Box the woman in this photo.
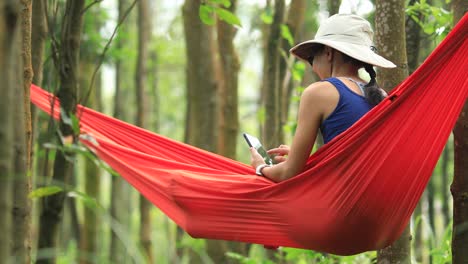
[250,14,396,182]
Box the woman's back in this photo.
[320,77,374,143]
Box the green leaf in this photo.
[261,11,273,24]
[199,4,216,25]
[281,24,294,46]
[68,190,102,211]
[29,186,63,199]
[215,7,241,27]
[292,62,306,81]
[208,0,231,8]
[71,113,80,135]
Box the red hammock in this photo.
[31,15,467,255]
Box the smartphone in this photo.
[243,133,273,165]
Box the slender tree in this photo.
[451,2,468,263]
[216,0,240,160]
[11,1,33,263]
[0,1,22,262]
[78,9,104,260]
[37,1,85,263]
[263,0,285,149]
[110,0,135,262]
[375,0,411,262]
[441,142,451,227]
[280,0,306,137]
[135,0,154,262]
[183,0,222,262]
[183,0,218,152]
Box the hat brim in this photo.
[290,40,396,68]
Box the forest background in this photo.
[0,0,467,263]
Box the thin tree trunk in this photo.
[136,0,153,262]
[37,1,85,263]
[216,0,240,160]
[12,1,33,263]
[327,0,341,16]
[0,1,22,261]
[183,0,218,152]
[405,0,421,74]
[182,0,219,262]
[110,0,134,262]
[280,0,306,139]
[78,57,101,263]
[263,0,285,149]
[451,2,468,263]
[375,0,411,262]
[441,142,450,228]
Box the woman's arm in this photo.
[250,82,332,182]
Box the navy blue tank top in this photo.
[320,77,373,144]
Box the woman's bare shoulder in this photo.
[302,81,337,101]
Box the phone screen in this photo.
[243,133,273,165]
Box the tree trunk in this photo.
[78,57,101,263]
[110,0,134,263]
[441,142,451,228]
[136,0,154,262]
[263,0,285,149]
[0,1,22,261]
[12,1,33,263]
[216,0,240,160]
[37,1,85,263]
[183,0,218,152]
[375,0,411,263]
[327,0,341,16]
[280,0,306,139]
[405,0,421,74]
[451,2,468,263]
[183,0,220,262]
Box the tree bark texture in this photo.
[183,0,218,153]
[31,0,47,87]
[451,2,468,263]
[12,1,33,263]
[375,0,411,263]
[263,0,285,149]
[405,0,421,74]
[0,1,21,261]
[37,1,85,263]
[216,0,240,160]
[136,0,154,262]
[183,0,221,262]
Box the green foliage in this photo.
[406,0,453,41]
[429,222,452,264]
[261,7,273,24]
[29,186,63,199]
[199,1,242,27]
[280,24,294,46]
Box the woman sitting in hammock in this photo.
[250,14,396,182]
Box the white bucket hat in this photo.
[290,14,396,68]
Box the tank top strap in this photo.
[323,77,348,95]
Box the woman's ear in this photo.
[324,47,334,61]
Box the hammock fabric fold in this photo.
[31,14,467,256]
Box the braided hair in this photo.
[363,64,386,105]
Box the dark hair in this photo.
[362,64,386,105]
[342,54,386,105]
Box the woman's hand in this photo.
[250,147,266,169]
[267,145,290,163]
